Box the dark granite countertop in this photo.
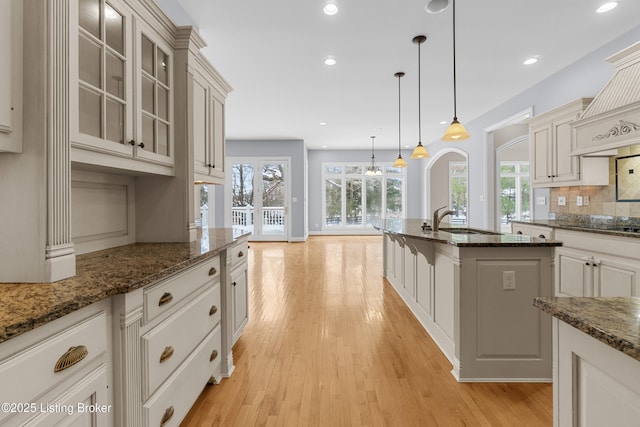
[0,228,250,344]
[375,219,561,247]
[534,297,640,362]
[512,218,640,239]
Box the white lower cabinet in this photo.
[113,255,223,427]
[0,300,112,427]
[555,229,640,297]
[554,318,640,427]
[230,264,248,346]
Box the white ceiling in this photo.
[171,0,640,150]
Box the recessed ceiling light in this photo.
[523,57,539,65]
[596,2,618,13]
[324,57,336,66]
[323,4,338,15]
[322,145,328,148]
[404,145,411,148]
[320,122,327,126]
[425,0,449,14]
[440,120,448,125]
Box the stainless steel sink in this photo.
[438,227,502,236]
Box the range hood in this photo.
[572,41,640,155]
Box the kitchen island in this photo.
[0,228,249,427]
[376,219,561,382]
[534,297,640,426]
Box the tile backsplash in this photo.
[549,145,640,218]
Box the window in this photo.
[449,162,468,225]
[499,161,530,232]
[322,162,406,229]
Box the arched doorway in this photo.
[425,148,469,225]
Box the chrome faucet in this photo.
[432,205,455,232]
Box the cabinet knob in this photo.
[138,142,145,149]
[209,305,218,316]
[585,261,591,266]
[54,345,88,373]
[547,175,551,178]
[208,267,217,276]
[238,251,244,258]
[159,292,173,307]
[538,234,546,239]
[159,346,174,363]
[210,349,218,362]
[129,139,135,146]
[232,281,237,287]
[160,406,174,427]
[516,231,523,235]
[211,164,215,169]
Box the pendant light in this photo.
[410,35,429,159]
[442,0,470,141]
[365,136,382,176]
[393,72,407,168]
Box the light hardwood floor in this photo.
[181,236,552,426]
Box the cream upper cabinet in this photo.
[176,28,232,186]
[530,98,609,188]
[555,229,640,297]
[0,0,22,153]
[70,0,174,175]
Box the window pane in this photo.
[105,3,124,55]
[519,163,529,174]
[141,76,154,113]
[386,165,403,174]
[325,165,342,174]
[366,178,382,225]
[345,178,362,225]
[141,35,154,76]
[500,177,517,224]
[105,98,124,143]
[520,177,531,220]
[500,164,516,174]
[157,48,169,86]
[345,166,362,174]
[79,35,102,88]
[79,87,102,138]
[79,0,100,38]
[141,114,154,149]
[325,178,342,226]
[450,177,468,224]
[105,51,124,99]
[386,178,403,218]
[157,121,169,156]
[157,86,168,120]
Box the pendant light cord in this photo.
[452,0,458,119]
[397,74,402,157]
[417,40,422,144]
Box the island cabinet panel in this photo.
[555,229,640,297]
[380,227,555,381]
[554,319,640,427]
[0,300,112,427]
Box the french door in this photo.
[228,158,289,241]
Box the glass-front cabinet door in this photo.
[134,27,173,166]
[71,0,174,174]
[73,0,133,157]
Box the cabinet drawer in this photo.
[230,241,248,268]
[144,326,221,427]
[144,256,220,323]
[511,223,554,240]
[142,284,220,398]
[0,311,107,413]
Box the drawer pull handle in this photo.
[54,345,88,373]
[538,234,546,239]
[209,305,218,316]
[159,346,174,363]
[159,292,173,307]
[238,251,244,258]
[210,349,218,362]
[160,406,174,426]
[209,267,217,276]
[516,231,523,235]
